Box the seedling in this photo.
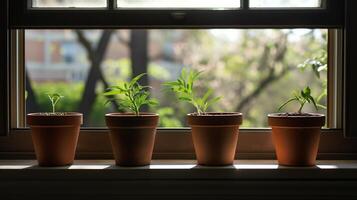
[164,68,221,115]
[278,86,326,114]
[104,73,158,116]
[47,93,64,113]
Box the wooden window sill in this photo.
[1,159,357,176]
[1,160,357,199]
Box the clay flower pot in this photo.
[187,112,243,166]
[268,113,325,166]
[27,112,83,166]
[105,113,159,166]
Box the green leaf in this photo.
[308,95,319,111]
[304,86,311,96]
[178,96,192,102]
[148,99,159,106]
[129,73,146,87]
[317,104,327,110]
[103,90,122,96]
[202,88,213,103]
[206,96,221,111]
[278,98,297,112]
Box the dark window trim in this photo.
[343,0,357,138]
[9,0,343,28]
[0,0,9,136]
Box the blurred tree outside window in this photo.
[25,29,327,128]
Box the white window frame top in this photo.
[116,0,241,10]
[249,0,322,8]
[31,0,108,8]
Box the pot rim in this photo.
[187,112,243,126]
[105,112,159,117]
[268,113,325,127]
[27,112,83,126]
[27,112,83,117]
[268,113,325,118]
[187,112,243,117]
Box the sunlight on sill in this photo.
[0,164,340,170]
[69,165,111,169]
[0,165,32,169]
[234,164,279,169]
[317,165,338,169]
[150,164,196,169]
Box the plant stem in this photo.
[127,91,139,116]
[50,99,55,113]
[298,101,305,114]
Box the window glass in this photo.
[250,0,321,8]
[117,0,240,9]
[25,29,327,128]
[32,0,107,8]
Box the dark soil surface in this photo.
[189,112,241,116]
[274,112,322,117]
[34,112,69,116]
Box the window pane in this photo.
[117,0,240,9]
[250,0,321,8]
[25,29,327,128]
[32,0,107,8]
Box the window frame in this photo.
[30,0,109,9]
[9,0,343,28]
[344,0,357,138]
[1,0,356,160]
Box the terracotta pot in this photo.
[268,113,325,166]
[27,112,83,166]
[187,112,243,166]
[105,113,159,166]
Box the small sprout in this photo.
[278,86,326,114]
[103,73,158,116]
[47,93,64,113]
[164,68,221,115]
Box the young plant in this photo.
[103,73,158,116]
[164,68,221,115]
[278,86,326,114]
[47,93,64,113]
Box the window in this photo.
[2,0,355,159]
[24,29,328,128]
[32,0,107,8]
[249,0,322,8]
[116,0,240,9]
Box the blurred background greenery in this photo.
[25,29,327,128]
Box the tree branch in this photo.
[75,30,94,61]
[235,33,290,112]
[116,31,130,46]
[235,65,292,112]
[25,71,39,113]
[76,30,121,125]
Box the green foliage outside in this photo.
[32,83,83,113]
[27,29,328,128]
